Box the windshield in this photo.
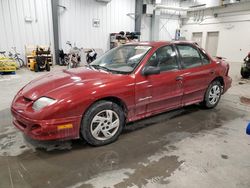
[90,45,152,74]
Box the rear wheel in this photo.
[201,81,222,109]
[81,101,125,146]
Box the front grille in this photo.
[31,124,41,130]
[23,96,32,102]
[17,120,27,129]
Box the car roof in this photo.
[125,41,198,47]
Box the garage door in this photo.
[205,32,219,57]
[192,32,203,47]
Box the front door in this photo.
[135,45,183,117]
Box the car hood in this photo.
[21,68,122,101]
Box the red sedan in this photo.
[11,41,232,146]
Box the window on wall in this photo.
[147,46,178,72]
[176,45,202,68]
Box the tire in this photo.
[46,63,50,71]
[34,63,39,72]
[201,81,222,109]
[81,100,125,146]
[64,56,69,66]
[14,59,21,69]
[17,58,25,68]
[241,67,250,78]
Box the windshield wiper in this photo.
[91,64,129,74]
[91,65,112,72]
[84,63,94,69]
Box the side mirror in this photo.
[141,66,160,76]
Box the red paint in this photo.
[11,41,232,141]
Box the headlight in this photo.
[32,97,56,111]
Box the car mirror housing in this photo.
[141,66,160,76]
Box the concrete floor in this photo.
[0,64,250,188]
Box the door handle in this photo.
[210,70,215,75]
[176,76,183,81]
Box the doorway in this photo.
[192,32,203,47]
[205,32,219,57]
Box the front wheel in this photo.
[16,58,25,68]
[201,81,222,109]
[81,101,125,146]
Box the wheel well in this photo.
[99,97,128,113]
[212,76,224,86]
[85,96,128,118]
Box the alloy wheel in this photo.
[208,85,221,105]
[90,110,120,141]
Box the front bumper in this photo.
[11,108,81,141]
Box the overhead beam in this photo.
[135,0,143,32]
[51,0,59,65]
[151,9,160,41]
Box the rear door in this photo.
[175,44,215,106]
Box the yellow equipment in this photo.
[27,50,37,71]
[25,45,52,71]
[0,58,17,73]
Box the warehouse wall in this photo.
[140,0,181,41]
[159,15,180,41]
[159,0,180,41]
[181,2,250,62]
[58,0,135,52]
[140,15,152,41]
[0,0,54,59]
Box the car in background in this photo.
[11,41,232,146]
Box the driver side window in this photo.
[147,46,178,72]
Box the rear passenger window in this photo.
[176,45,202,68]
[147,46,178,72]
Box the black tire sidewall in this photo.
[81,101,125,146]
[203,81,222,108]
[17,58,24,67]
